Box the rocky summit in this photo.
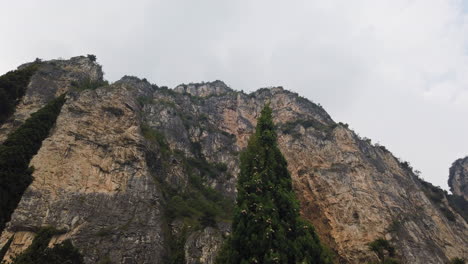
[0,56,467,264]
[449,157,468,200]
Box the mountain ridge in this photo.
[0,56,466,264]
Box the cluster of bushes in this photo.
[159,155,234,264]
[367,238,399,264]
[140,123,232,262]
[417,178,467,222]
[3,227,83,264]
[143,130,233,263]
[449,257,466,264]
[70,78,108,91]
[186,157,228,179]
[0,62,40,124]
[162,149,233,226]
[137,96,155,106]
[0,95,66,233]
[280,119,337,138]
[141,124,170,155]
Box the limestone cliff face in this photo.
[0,57,467,264]
[0,56,103,143]
[449,157,468,200]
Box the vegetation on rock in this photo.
[70,78,108,91]
[217,105,332,264]
[0,62,40,125]
[0,95,66,233]
[9,227,83,264]
[449,257,466,264]
[367,238,399,264]
[417,177,467,222]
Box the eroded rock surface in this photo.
[0,57,466,263]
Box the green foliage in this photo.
[417,178,467,222]
[449,257,466,264]
[95,227,113,237]
[87,54,97,62]
[163,164,233,224]
[0,63,40,124]
[157,152,234,263]
[217,105,332,264]
[280,119,336,139]
[10,227,83,264]
[186,157,228,179]
[141,124,170,155]
[0,95,66,233]
[97,255,112,264]
[0,236,14,261]
[102,106,124,117]
[70,78,108,91]
[367,238,398,264]
[137,96,155,106]
[447,195,468,222]
[166,227,189,264]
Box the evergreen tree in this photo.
[217,105,332,264]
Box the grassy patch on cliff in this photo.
[0,61,41,125]
[141,123,170,155]
[279,119,337,139]
[142,126,234,263]
[70,78,108,91]
[0,95,66,233]
[159,152,234,226]
[156,153,233,264]
[417,177,467,222]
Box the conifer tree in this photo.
[217,104,332,264]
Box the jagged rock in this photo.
[0,56,466,264]
[449,157,468,200]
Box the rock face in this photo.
[0,57,467,264]
[0,56,103,143]
[184,227,224,264]
[449,157,468,200]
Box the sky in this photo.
[1,0,467,190]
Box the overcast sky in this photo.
[1,0,467,190]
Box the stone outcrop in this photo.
[0,56,466,263]
[174,80,232,97]
[449,157,468,200]
[0,56,103,143]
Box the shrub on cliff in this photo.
[0,62,40,124]
[9,227,83,264]
[0,95,66,233]
[367,238,399,264]
[216,104,332,264]
[449,257,466,264]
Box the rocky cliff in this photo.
[449,157,468,200]
[0,56,466,263]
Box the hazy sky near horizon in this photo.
[1,0,467,190]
